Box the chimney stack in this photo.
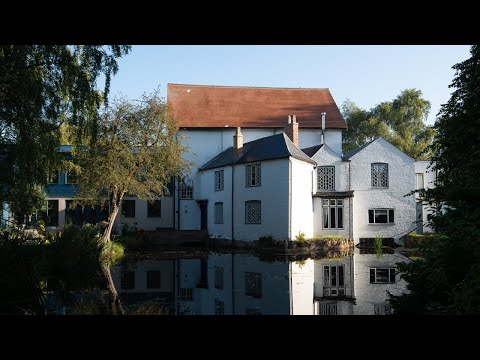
[321,112,326,145]
[234,127,243,153]
[284,114,299,147]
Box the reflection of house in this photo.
[110,249,408,315]
[352,250,410,315]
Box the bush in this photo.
[295,231,306,241]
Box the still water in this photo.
[100,247,409,315]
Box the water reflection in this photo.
[111,248,410,315]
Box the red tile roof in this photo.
[167,84,347,129]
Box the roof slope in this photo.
[199,133,316,171]
[168,84,346,129]
[301,144,324,157]
[342,139,376,160]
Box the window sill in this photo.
[368,223,395,226]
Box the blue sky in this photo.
[107,45,471,125]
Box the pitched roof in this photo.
[301,144,324,157]
[168,84,347,129]
[342,139,376,160]
[199,133,316,171]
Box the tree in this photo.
[390,46,480,314]
[342,89,435,159]
[73,91,189,243]
[0,45,131,219]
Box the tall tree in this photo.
[342,89,435,159]
[390,46,480,314]
[0,45,131,219]
[73,91,189,243]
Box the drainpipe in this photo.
[172,176,176,230]
[288,158,292,241]
[177,176,181,230]
[348,160,353,241]
[231,250,235,315]
[231,165,235,243]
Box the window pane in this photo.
[122,200,135,218]
[416,173,424,189]
[47,200,59,226]
[369,210,374,223]
[147,200,161,217]
[323,207,329,228]
[322,199,329,206]
[339,265,344,287]
[375,210,388,223]
[337,207,343,228]
[329,199,336,206]
[324,266,330,286]
[376,269,390,282]
[147,271,161,289]
[318,166,335,190]
[389,269,396,283]
[389,209,394,223]
[337,199,343,206]
[330,207,336,228]
[331,266,337,286]
[370,269,376,283]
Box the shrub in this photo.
[295,231,306,241]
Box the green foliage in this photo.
[73,91,189,240]
[0,45,130,218]
[295,231,306,241]
[131,302,172,315]
[390,46,480,314]
[342,89,435,159]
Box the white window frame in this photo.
[323,265,346,297]
[215,170,224,191]
[322,199,344,229]
[245,200,261,224]
[371,163,389,188]
[246,164,261,187]
[318,166,335,190]
[214,202,224,224]
[369,268,396,284]
[416,173,424,190]
[368,208,394,224]
[180,186,193,200]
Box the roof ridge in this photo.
[168,83,330,91]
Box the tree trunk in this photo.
[102,204,120,243]
[102,263,125,315]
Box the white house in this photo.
[34,83,430,243]
[414,160,437,234]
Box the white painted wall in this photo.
[290,259,315,315]
[198,167,232,239]
[352,250,410,315]
[233,158,290,241]
[311,144,352,238]
[233,254,290,315]
[115,196,175,232]
[300,129,343,156]
[350,138,416,244]
[290,158,315,239]
[415,161,437,233]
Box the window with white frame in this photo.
[374,303,392,315]
[245,200,261,224]
[319,302,338,315]
[214,299,224,315]
[180,186,193,199]
[416,173,424,190]
[323,265,345,296]
[318,166,335,190]
[215,170,224,191]
[322,199,343,229]
[368,209,394,224]
[245,272,262,298]
[214,266,224,290]
[180,288,193,301]
[246,164,261,187]
[371,163,388,187]
[214,202,223,224]
[369,268,396,284]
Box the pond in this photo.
[43,247,410,315]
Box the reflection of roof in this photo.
[342,139,376,160]
[301,144,324,157]
[199,133,316,171]
[168,84,347,129]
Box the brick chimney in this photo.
[234,127,243,153]
[284,114,299,147]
